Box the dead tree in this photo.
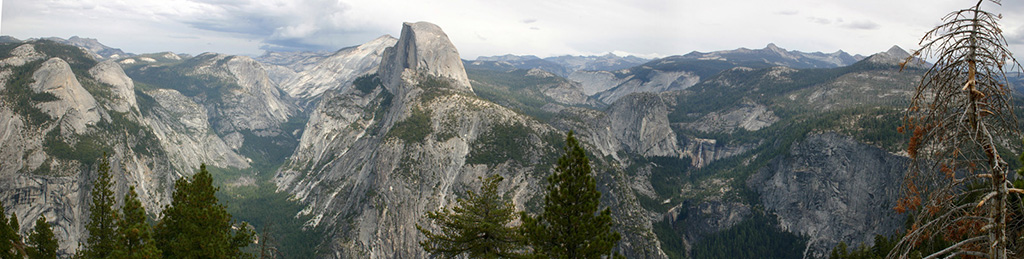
[890,0,1023,258]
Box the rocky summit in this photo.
[0,21,948,259]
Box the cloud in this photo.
[1007,26,1024,44]
[776,10,799,16]
[521,19,538,24]
[808,17,832,25]
[841,20,880,30]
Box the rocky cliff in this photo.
[748,133,907,258]
[280,36,397,108]
[553,92,682,161]
[0,42,180,254]
[277,22,665,258]
[378,22,474,98]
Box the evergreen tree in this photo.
[81,154,119,258]
[417,174,522,258]
[154,164,253,259]
[112,186,160,259]
[27,216,56,259]
[0,201,25,258]
[522,131,620,258]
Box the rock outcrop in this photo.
[680,137,758,168]
[593,69,699,104]
[679,99,779,134]
[280,35,397,107]
[183,53,297,146]
[88,60,138,113]
[569,70,622,95]
[143,89,250,172]
[748,133,907,258]
[378,22,473,98]
[30,58,101,134]
[278,22,665,258]
[553,92,682,161]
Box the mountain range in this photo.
[1,22,1015,258]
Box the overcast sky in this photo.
[2,0,1024,60]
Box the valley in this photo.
[0,21,1021,258]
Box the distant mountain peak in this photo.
[765,43,785,52]
[885,45,909,58]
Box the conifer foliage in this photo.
[0,202,25,258]
[417,174,522,258]
[27,216,56,259]
[81,154,119,259]
[113,186,160,258]
[154,164,253,258]
[522,131,620,258]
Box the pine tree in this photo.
[522,131,620,258]
[0,201,25,258]
[112,186,160,259]
[154,164,253,259]
[81,154,119,258]
[417,174,522,258]
[27,216,57,259]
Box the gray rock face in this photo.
[747,133,907,258]
[281,35,397,107]
[680,137,758,168]
[144,89,250,172]
[30,58,101,134]
[525,69,591,105]
[553,92,682,161]
[0,47,184,255]
[594,70,699,104]
[680,99,779,134]
[88,61,137,113]
[378,22,473,98]
[188,53,296,138]
[278,22,665,258]
[569,70,621,95]
[0,174,86,253]
[1,44,45,67]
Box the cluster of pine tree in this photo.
[0,201,57,259]
[0,155,253,258]
[417,132,622,258]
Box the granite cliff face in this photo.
[142,88,250,172]
[553,92,682,161]
[30,58,102,134]
[378,22,474,98]
[277,22,665,258]
[88,60,138,113]
[0,32,930,259]
[280,36,397,108]
[0,42,177,254]
[0,41,269,255]
[748,133,907,258]
[189,53,295,138]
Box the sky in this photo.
[2,0,1024,61]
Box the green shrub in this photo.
[466,122,532,165]
[353,73,381,94]
[387,107,432,143]
[2,60,57,125]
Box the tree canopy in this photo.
[522,131,620,258]
[417,174,523,258]
[154,164,253,259]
